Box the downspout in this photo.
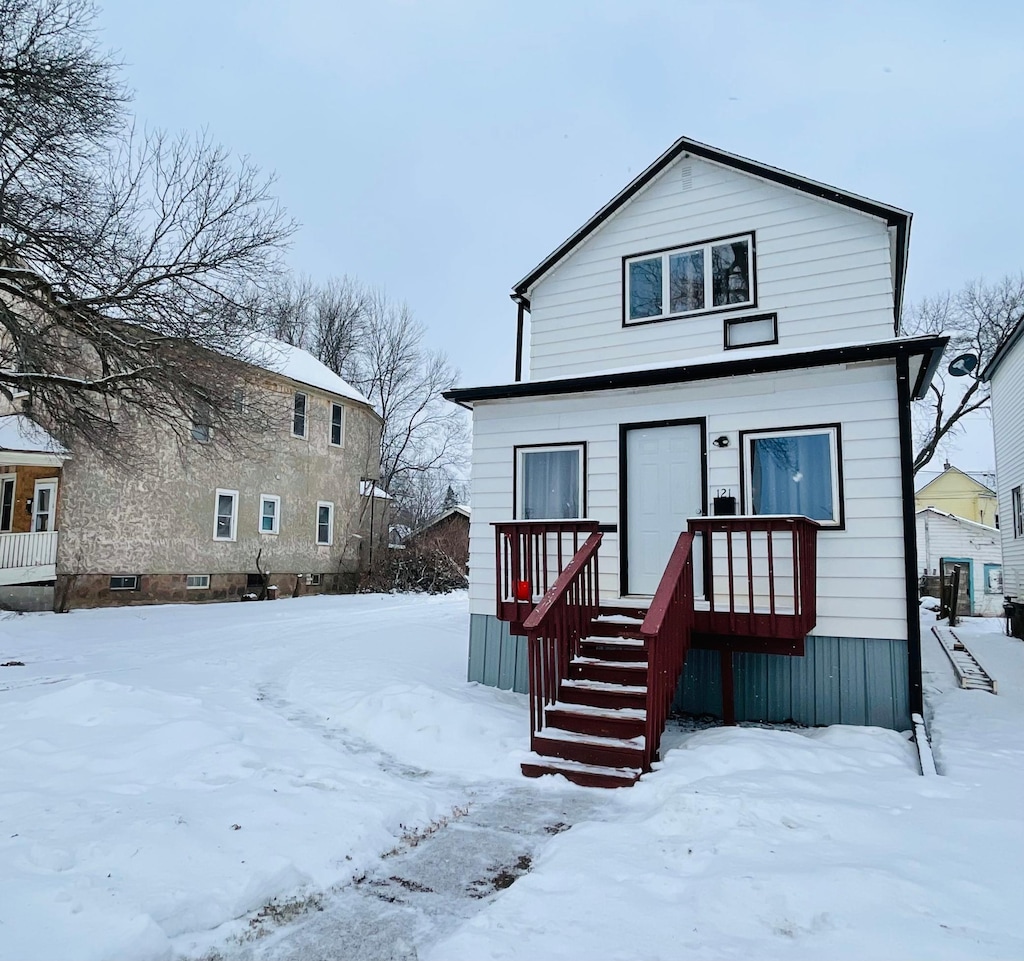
[896,352,924,718]
[514,297,526,383]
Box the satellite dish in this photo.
[947,353,979,377]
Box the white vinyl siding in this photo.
[991,342,1024,600]
[526,155,896,380]
[466,360,908,641]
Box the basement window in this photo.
[186,574,211,590]
[109,575,139,591]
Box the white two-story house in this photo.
[446,137,946,787]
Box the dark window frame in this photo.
[1013,485,1023,539]
[621,231,758,328]
[723,312,779,350]
[739,422,846,530]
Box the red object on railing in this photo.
[521,531,603,741]
[640,531,695,771]
[493,520,600,633]
[688,516,819,640]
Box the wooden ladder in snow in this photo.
[931,625,998,694]
[520,533,695,788]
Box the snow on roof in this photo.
[915,506,999,534]
[0,414,67,455]
[915,466,997,495]
[242,335,371,406]
[360,481,391,499]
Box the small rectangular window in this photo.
[983,564,1002,594]
[516,444,585,520]
[186,574,210,590]
[743,425,843,527]
[1014,486,1023,539]
[624,233,754,325]
[109,575,139,590]
[214,489,239,541]
[260,494,281,535]
[330,403,345,447]
[316,501,334,545]
[725,313,778,350]
[293,391,308,438]
[307,573,323,586]
[192,400,213,443]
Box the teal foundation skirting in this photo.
[467,614,910,730]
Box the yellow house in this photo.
[915,464,998,527]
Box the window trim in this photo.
[109,575,139,591]
[1013,485,1023,539]
[330,402,345,448]
[513,442,587,521]
[316,500,334,546]
[292,390,308,438]
[259,494,281,535]
[213,488,239,542]
[622,231,757,327]
[186,574,211,590]
[723,312,778,351]
[739,423,845,529]
[0,474,15,533]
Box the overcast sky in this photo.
[95,0,1023,470]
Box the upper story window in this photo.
[292,391,308,438]
[330,402,345,447]
[624,233,754,325]
[316,501,334,545]
[213,489,239,541]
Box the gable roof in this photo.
[915,465,997,497]
[983,314,1024,381]
[407,505,470,539]
[511,135,912,324]
[915,506,999,536]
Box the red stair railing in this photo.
[521,531,603,743]
[493,520,600,631]
[640,531,695,771]
[688,516,819,640]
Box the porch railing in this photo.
[0,530,59,570]
[521,531,603,740]
[688,516,819,640]
[494,520,600,632]
[640,531,695,770]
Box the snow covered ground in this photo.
[1,595,1022,960]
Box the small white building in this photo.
[446,136,947,783]
[984,315,1024,635]
[916,507,1002,616]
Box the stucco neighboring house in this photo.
[914,463,998,527]
[0,338,386,610]
[446,135,946,786]
[916,507,1002,616]
[984,316,1024,637]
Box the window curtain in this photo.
[522,449,580,519]
[751,433,833,520]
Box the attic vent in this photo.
[679,164,694,191]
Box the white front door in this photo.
[625,422,705,596]
[31,479,58,533]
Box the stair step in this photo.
[580,638,648,661]
[570,659,649,684]
[533,729,645,769]
[545,704,647,739]
[598,605,650,621]
[521,754,641,788]
[588,619,646,640]
[560,678,647,710]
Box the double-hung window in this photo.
[316,501,334,545]
[330,402,345,447]
[260,494,281,535]
[1013,486,1024,538]
[625,234,754,324]
[213,489,239,541]
[743,426,843,527]
[516,444,585,520]
[0,475,14,532]
[293,391,308,438]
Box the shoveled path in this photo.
[198,783,606,961]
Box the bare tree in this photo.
[903,274,1024,473]
[0,0,294,455]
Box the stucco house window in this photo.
[214,489,239,541]
[330,402,345,447]
[293,391,308,438]
[260,494,281,534]
[316,501,334,545]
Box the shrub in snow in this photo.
[361,546,467,594]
